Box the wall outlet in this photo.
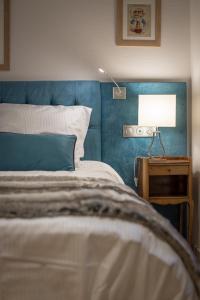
[123,125,156,137]
[113,87,126,99]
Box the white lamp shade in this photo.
[138,95,176,127]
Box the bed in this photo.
[0,81,199,300]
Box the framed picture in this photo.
[116,0,161,46]
[0,0,10,70]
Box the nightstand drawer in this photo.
[149,164,189,175]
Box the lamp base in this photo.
[113,87,126,99]
[147,128,166,157]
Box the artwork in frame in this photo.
[0,0,9,70]
[116,0,161,46]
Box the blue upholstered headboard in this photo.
[0,80,188,190]
[0,81,101,161]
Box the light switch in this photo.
[123,125,156,137]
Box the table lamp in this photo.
[138,94,176,157]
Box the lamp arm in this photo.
[109,75,121,91]
[103,70,122,94]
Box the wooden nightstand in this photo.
[137,156,193,244]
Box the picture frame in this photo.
[0,0,10,70]
[116,0,161,46]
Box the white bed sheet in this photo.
[0,161,198,300]
[0,160,124,184]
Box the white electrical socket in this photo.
[123,125,156,137]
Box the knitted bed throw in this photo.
[0,175,199,296]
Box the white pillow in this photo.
[0,103,92,166]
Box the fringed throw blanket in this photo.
[0,175,200,296]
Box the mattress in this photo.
[0,161,199,300]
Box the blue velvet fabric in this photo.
[0,81,101,161]
[0,80,187,188]
[0,133,77,171]
[101,82,187,189]
[101,82,187,231]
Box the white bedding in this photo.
[0,161,198,300]
[0,160,124,184]
[0,103,92,166]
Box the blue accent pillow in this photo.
[0,133,77,171]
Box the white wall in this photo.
[0,0,190,81]
[190,0,200,253]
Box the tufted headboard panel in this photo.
[0,81,101,161]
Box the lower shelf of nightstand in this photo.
[149,196,189,205]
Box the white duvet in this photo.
[0,161,198,300]
[0,160,124,184]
